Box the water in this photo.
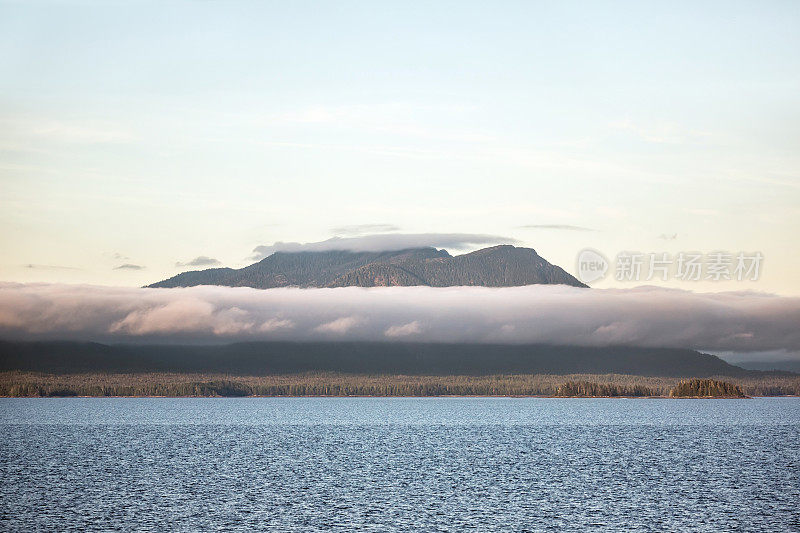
[1,398,798,532]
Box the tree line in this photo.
[669,378,746,398]
[1,372,795,397]
[555,381,654,397]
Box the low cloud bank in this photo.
[251,233,518,259]
[0,283,798,352]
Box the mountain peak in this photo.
[148,245,586,289]
[465,244,537,255]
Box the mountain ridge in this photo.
[0,340,758,377]
[149,245,587,289]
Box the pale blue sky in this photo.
[1,1,799,293]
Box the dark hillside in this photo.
[0,340,749,377]
[148,245,587,289]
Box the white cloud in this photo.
[259,318,295,332]
[251,233,518,259]
[109,299,215,336]
[385,321,422,338]
[0,283,799,353]
[314,316,361,335]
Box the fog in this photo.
[1,283,798,352]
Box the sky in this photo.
[1,1,799,294]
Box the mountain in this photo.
[0,340,751,377]
[148,245,587,288]
[735,360,800,373]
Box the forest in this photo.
[669,378,747,398]
[1,372,796,397]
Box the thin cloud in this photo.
[259,318,295,332]
[114,264,145,271]
[658,233,678,240]
[25,264,81,271]
[0,283,798,353]
[251,233,519,260]
[520,224,595,232]
[176,256,222,268]
[314,316,362,335]
[331,224,401,236]
[385,320,423,338]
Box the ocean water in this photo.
[1,398,798,532]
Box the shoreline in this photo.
[3,372,795,398]
[6,394,800,400]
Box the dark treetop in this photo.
[0,340,749,377]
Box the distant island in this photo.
[148,245,587,289]
[553,379,750,398]
[669,378,747,398]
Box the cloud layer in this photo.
[251,233,518,259]
[113,264,145,271]
[176,256,222,267]
[1,283,798,352]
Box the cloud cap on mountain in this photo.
[251,233,519,259]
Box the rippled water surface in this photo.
[1,397,799,531]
